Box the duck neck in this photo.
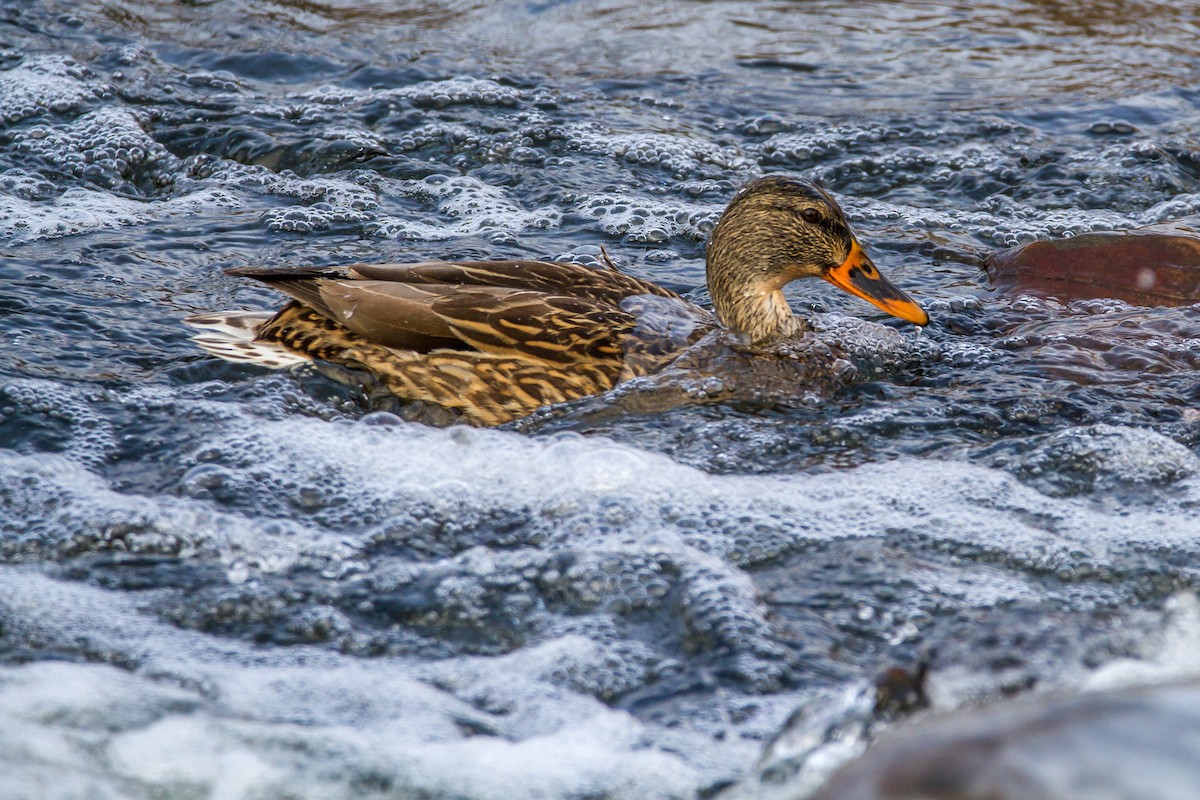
[706,249,804,343]
[716,285,802,343]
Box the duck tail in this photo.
[183,311,312,369]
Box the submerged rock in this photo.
[807,679,1200,800]
[985,223,1200,306]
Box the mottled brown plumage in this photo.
[186,175,928,425]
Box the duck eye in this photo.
[800,208,822,224]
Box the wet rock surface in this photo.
[807,680,1200,800]
[986,225,1200,306]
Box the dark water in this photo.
[2,1,1200,797]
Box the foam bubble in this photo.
[575,192,721,243]
[754,117,1192,249]
[0,55,104,125]
[0,660,202,800]
[155,412,1200,579]
[368,175,560,240]
[301,77,522,111]
[0,102,242,242]
[1086,593,1200,691]
[1005,424,1200,499]
[0,379,116,467]
[851,194,1139,248]
[260,173,379,232]
[392,76,522,108]
[566,125,752,176]
[0,184,239,243]
[13,107,179,191]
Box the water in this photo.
[1,1,1200,797]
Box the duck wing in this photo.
[349,260,681,305]
[225,265,462,351]
[431,288,632,366]
[226,260,690,362]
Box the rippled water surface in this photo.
[2,1,1200,798]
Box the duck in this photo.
[185,175,929,426]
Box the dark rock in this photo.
[808,679,1200,800]
[872,660,930,719]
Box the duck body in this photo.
[187,176,929,425]
[189,259,714,425]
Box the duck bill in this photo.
[822,242,929,325]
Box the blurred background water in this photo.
[2,1,1200,798]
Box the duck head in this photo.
[706,175,929,342]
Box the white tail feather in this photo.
[184,311,310,369]
[184,311,273,340]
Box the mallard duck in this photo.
[186,175,928,425]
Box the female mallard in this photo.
[186,175,928,425]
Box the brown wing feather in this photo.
[229,259,681,361]
[227,267,462,351]
[374,352,620,426]
[431,289,634,366]
[309,281,464,350]
[349,260,682,305]
[253,305,618,425]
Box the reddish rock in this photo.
[986,226,1200,306]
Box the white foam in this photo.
[3,390,1200,798]
[369,175,561,240]
[168,415,1198,567]
[1012,424,1200,500]
[258,172,378,232]
[0,56,102,125]
[565,125,752,175]
[0,186,237,243]
[303,77,521,109]
[851,194,1140,248]
[0,571,735,800]
[1086,593,1200,691]
[575,192,721,243]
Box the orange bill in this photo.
[822,242,929,325]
